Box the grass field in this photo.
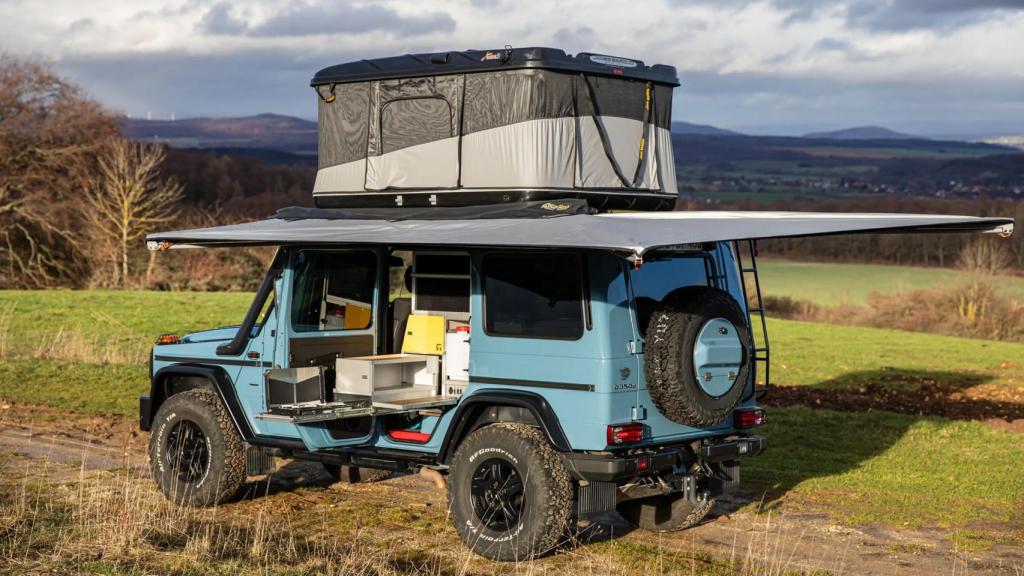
[757,259,1024,306]
[767,317,1024,388]
[1,289,1022,547]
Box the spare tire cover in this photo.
[643,287,751,427]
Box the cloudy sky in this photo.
[2,0,1022,136]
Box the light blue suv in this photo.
[141,241,768,560]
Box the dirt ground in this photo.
[765,376,1024,432]
[1,401,1022,575]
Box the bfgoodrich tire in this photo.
[322,463,391,484]
[149,388,246,507]
[617,493,715,532]
[447,423,573,561]
[644,287,751,427]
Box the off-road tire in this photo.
[644,287,751,426]
[617,493,715,532]
[447,423,573,561]
[149,388,246,507]
[322,464,391,484]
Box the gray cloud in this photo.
[200,3,247,35]
[844,0,1024,31]
[676,0,1024,31]
[809,37,882,61]
[677,68,1024,135]
[552,26,596,52]
[199,1,455,37]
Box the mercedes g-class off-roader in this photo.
[140,48,1014,561]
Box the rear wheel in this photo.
[447,423,572,561]
[149,389,246,507]
[617,493,715,532]
[322,463,391,484]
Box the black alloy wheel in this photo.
[469,458,526,532]
[165,420,210,483]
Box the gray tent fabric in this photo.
[310,51,678,209]
[147,211,1014,258]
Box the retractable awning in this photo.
[147,210,1014,259]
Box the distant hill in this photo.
[672,121,740,136]
[803,126,921,140]
[122,113,317,154]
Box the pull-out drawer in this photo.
[335,353,439,398]
[258,354,456,423]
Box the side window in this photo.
[291,251,377,333]
[483,253,584,340]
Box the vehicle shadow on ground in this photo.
[573,368,1015,548]
[236,459,339,501]
[234,369,1017,551]
[736,368,1015,513]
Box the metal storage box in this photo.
[265,366,324,407]
[335,354,439,401]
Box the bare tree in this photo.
[82,138,183,287]
[957,236,1013,277]
[0,55,116,287]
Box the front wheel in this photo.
[447,423,573,561]
[617,493,715,532]
[149,389,246,507]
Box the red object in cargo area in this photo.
[734,408,766,428]
[388,429,431,443]
[607,422,645,445]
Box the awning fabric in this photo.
[147,211,1014,259]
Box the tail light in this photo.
[156,334,180,345]
[607,422,645,445]
[735,408,766,428]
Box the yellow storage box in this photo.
[402,314,445,355]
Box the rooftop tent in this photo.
[147,207,1014,259]
[310,47,680,211]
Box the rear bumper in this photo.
[561,435,766,483]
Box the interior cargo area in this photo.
[262,250,471,429]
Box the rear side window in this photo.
[483,253,585,340]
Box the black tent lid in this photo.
[311,47,680,87]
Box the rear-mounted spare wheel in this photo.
[644,287,751,427]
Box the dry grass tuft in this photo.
[761,280,1024,342]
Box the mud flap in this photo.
[245,444,276,476]
[578,480,618,515]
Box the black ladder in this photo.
[736,240,770,400]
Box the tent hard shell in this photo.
[146,206,1014,260]
[309,48,680,211]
